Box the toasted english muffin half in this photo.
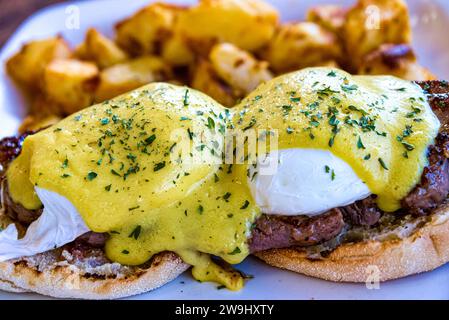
[0,209,189,299]
[254,202,449,282]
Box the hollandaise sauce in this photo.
[6,68,439,289]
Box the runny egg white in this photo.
[0,148,370,261]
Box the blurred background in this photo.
[0,0,65,47]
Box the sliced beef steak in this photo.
[249,209,345,253]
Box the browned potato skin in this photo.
[191,59,236,107]
[95,56,173,102]
[43,59,99,115]
[75,28,128,68]
[262,22,341,73]
[161,34,195,67]
[358,44,436,81]
[306,5,347,35]
[209,43,272,96]
[6,36,71,90]
[176,0,279,54]
[115,3,181,56]
[19,114,62,134]
[342,0,412,71]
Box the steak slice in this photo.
[249,209,345,253]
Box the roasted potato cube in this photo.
[115,3,179,56]
[29,94,63,117]
[209,43,272,95]
[176,0,279,53]
[75,28,128,68]
[343,0,411,71]
[19,114,62,134]
[262,22,341,73]
[161,35,195,67]
[306,5,347,35]
[191,60,236,107]
[95,56,172,102]
[358,44,436,81]
[6,36,71,89]
[43,59,99,115]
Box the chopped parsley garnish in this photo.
[240,200,250,210]
[197,205,204,214]
[290,97,301,103]
[111,169,121,177]
[153,161,166,172]
[341,84,358,93]
[401,141,415,151]
[364,154,371,160]
[86,171,98,181]
[144,134,156,145]
[122,250,129,254]
[243,117,257,131]
[206,117,215,129]
[214,173,219,183]
[378,158,389,170]
[223,192,232,201]
[100,118,110,125]
[327,70,337,77]
[105,184,112,191]
[128,225,141,240]
[61,174,71,178]
[183,89,189,106]
[61,158,69,169]
[229,247,241,255]
[357,136,366,149]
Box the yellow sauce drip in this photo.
[6,68,439,289]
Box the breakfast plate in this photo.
[1,0,449,300]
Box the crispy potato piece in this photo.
[191,60,236,107]
[343,0,411,71]
[6,36,71,89]
[95,56,172,102]
[176,0,279,53]
[306,5,347,35]
[262,22,341,73]
[29,94,63,117]
[19,114,62,134]
[43,59,99,115]
[209,43,272,95]
[115,3,180,56]
[161,34,195,66]
[358,44,436,81]
[75,28,128,68]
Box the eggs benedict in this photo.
[1,68,449,298]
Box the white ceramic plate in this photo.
[1,0,449,300]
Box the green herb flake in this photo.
[378,158,389,170]
[86,171,98,181]
[128,225,142,240]
[153,161,166,172]
[240,200,250,210]
[145,134,156,145]
[197,205,204,215]
[229,247,241,255]
[183,89,190,106]
[357,136,366,149]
